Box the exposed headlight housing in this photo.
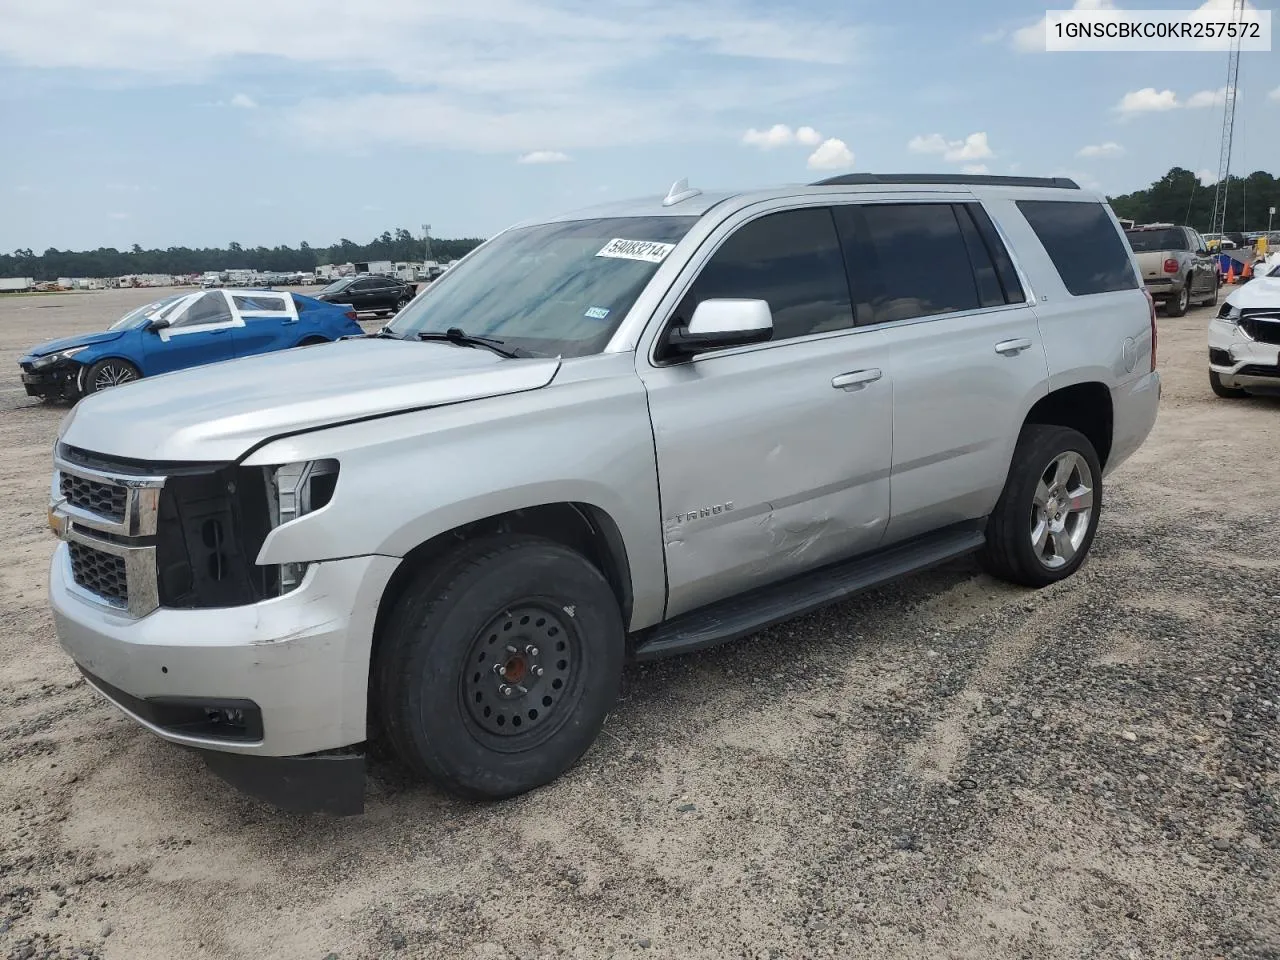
[31,345,88,369]
[262,459,339,594]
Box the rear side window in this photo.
[1019,200,1139,296]
[833,203,979,325]
[678,207,854,342]
[232,294,288,313]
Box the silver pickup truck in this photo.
[1124,223,1220,316]
[46,174,1161,814]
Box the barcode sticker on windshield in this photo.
[595,238,676,263]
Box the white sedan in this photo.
[1208,253,1280,398]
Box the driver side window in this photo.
[673,207,854,343]
[170,292,233,328]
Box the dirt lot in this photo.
[0,288,1276,960]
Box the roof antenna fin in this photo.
[663,178,701,207]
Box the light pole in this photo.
[422,223,432,263]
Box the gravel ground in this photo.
[0,288,1276,960]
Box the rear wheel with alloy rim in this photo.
[981,424,1102,587]
[83,358,141,394]
[1165,281,1191,317]
[375,535,625,799]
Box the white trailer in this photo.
[0,277,34,292]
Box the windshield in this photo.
[386,215,699,358]
[108,294,186,330]
[320,278,354,295]
[1125,229,1188,252]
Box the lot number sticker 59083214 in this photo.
[595,238,676,263]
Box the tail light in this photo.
[1143,287,1157,372]
[344,310,358,321]
[1163,258,1179,274]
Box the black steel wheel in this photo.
[462,604,582,743]
[83,358,141,394]
[375,535,625,799]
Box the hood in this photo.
[58,337,562,463]
[23,329,126,359]
[1225,275,1280,311]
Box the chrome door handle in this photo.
[994,338,1033,356]
[831,368,882,390]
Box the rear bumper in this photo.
[1142,277,1183,299]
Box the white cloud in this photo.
[907,133,949,154]
[908,132,993,163]
[1271,85,1280,101]
[1077,142,1125,159]
[1197,169,1216,186]
[743,124,796,148]
[961,164,989,175]
[795,125,822,146]
[517,150,571,164]
[230,93,257,109]
[980,28,1007,44]
[1187,86,1233,108]
[806,138,854,170]
[1114,88,1179,116]
[1012,0,1115,52]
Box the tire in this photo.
[83,358,141,394]
[375,535,625,799]
[393,296,411,314]
[981,424,1102,588]
[1209,370,1248,399]
[1165,280,1191,317]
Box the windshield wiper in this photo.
[416,327,528,359]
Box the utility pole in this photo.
[1209,0,1246,238]
[422,223,433,263]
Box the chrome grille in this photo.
[59,472,127,522]
[67,542,128,607]
[1240,310,1280,346]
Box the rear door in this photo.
[637,202,895,618]
[143,290,241,374]
[831,200,1050,543]
[228,291,300,356]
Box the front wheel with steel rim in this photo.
[981,424,1103,587]
[83,358,141,395]
[375,535,625,799]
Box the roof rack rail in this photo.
[811,173,1081,190]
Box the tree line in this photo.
[1107,167,1279,233]
[0,228,485,281]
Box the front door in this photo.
[637,205,894,619]
[143,291,241,375]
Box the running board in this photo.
[631,521,986,662]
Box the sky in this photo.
[1,0,1278,253]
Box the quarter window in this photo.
[675,207,854,343]
[833,203,980,325]
[232,294,289,313]
[1018,200,1139,296]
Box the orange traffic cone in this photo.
[1226,264,1236,284]
[1242,259,1253,280]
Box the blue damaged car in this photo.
[18,289,365,403]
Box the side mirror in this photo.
[663,299,773,358]
[147,317,170,331]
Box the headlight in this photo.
[1218,303,1241,324]
[31,345,88,369]
[262,459,339,594]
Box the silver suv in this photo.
[46,174,1161,814]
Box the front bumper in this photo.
[18,360,80,400]
[1208,317,1280,393]
[50,544,399,813]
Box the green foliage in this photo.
[1108,167,1280,233]
[0,229,485,281]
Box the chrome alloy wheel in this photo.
[93,362,137,390]
[1030,451,1095,569]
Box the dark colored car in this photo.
[314,274,418,316]
[18,289,365,403]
